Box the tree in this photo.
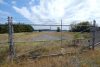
[57,27,60,32]
[0,24,8,33]
[70,21,92,32]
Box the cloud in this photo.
[0,0,4,4]
[0,10,11,23]
[13,6,32,20]
[0,0,10,6]
[0,10,10,17]
[12,1,16,5]
[13,0,100,25]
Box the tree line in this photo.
[57,21,100,32]
[0,23,34,33]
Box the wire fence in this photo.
[0,17,100,66]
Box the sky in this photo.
[0,0,100,25]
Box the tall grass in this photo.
[0,45,9,64]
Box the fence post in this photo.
[50,25,51,31]
[61,19,62,47]
[8,16,15,62]
[92,20,96,50]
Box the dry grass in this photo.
[1,49,100,67]
[0,43,100,67]
[0,32,100,67]
[0,34,8,42]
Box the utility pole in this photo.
[8,16,15,62]
[92,20,96,50]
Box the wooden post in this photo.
[92,20,96,50]
[88,40,91,49]
[8,16,15,62]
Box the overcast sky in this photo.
[0,0,100,25]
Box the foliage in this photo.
[0,24,8,34]
[0,23,34,33]
[70,21,92,32]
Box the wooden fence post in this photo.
[8,16,15,62]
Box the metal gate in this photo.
[0,17,100,67]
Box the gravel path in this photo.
[31,33,72,41]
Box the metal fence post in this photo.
[61,19,62,47]
[8,16,15,62]
[92,20,96,50]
